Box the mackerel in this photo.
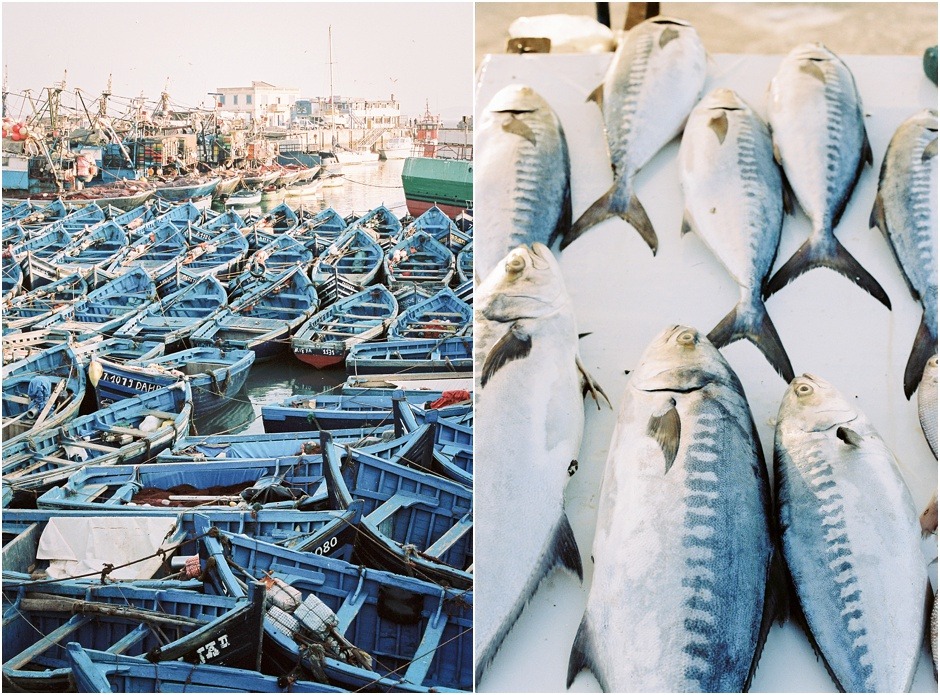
[919,355,938,457]
[566,17,706,253]
[474,243,604,682]
[679,88,794,382]
[870,109,938,398]
[775,374,927,692]
[765,44,890,308]
[475,85,571,279]
[568,326,778,692]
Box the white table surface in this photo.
[475,51,938,693]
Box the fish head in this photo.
[485,84,549,116]
[910,108,939,133]
[477,243,566,322]
[788,42,837,63]
[631,325,733,392]
[923,355,939,389]
[779,373,858,433]
[699,88,748,113]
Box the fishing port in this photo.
[2,3,473,692]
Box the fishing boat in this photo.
[292,285,398,369]
[213,171,243,199]
[384,231,455,291]
[153,175,221,202]
[402,205,470,253]
[350,204,402,248]
[114,275,228,352]
[333,146,380,166]
[392,283,435,311]
[1,256,23,301]
[225,188,262,208]
[31,266,158,341]
[151,227,250,297]
[456,239,473,283]
[310,227,385,304]
[452,278,473,305]
[61,182,155,211]
[2,333,163,369]
[1,343,86,448]
[191,267,318,360]
[201,208,246,235]
[245,202,299,249]
[6,225,73,272]
[387,287,471,341]
[227,235,314,296]
[322,431,472,589]
[22,219,125,288]
[2,580,266,691]
[240,166,281,189]
[92,346,254,412]
[1,272,89,334]
[394,398,472,487]
[125,201,201,243]
[284,178,323,198]
[104,219,189,278]
[346,336,472,376]
[66,645,347,694]
[300,206,348,244]
[401,156,473,220]
[1,382,192,506]
[198,520,473,692]
[378,135,414,161]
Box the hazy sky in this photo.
[2,2,473,120]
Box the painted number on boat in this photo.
[195,634,230,663]
[314,536,339,555]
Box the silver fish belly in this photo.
[871,109,939,398]
[680,88,793,382]
[474,243,585,682]
[475,85,571,280]
[919,356,938,458]
[775,374,927,692]
[765,43,889,308]
[568,326,775,692]
[567,17,706,254]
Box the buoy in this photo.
[88,360,103,387]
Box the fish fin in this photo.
[772,141,783,166]
[481,323,531,388]
[763,236,891,309]
[647,398,680,474]
[680,210,694,236]
[549,173,573,249]
[744,548,789,692]
[869,191,887,234]
[565,184,658,254]
[836,426,863,447]
[501,115,537,146]
[781,175,795,215]
[708,298,795,383]
[799,60,827,83]
[659,26,680,49]
[903,315,936,400]
[577,353,611,409]
[567,617,602,689]
[862,126,873,166]
[708,111,729,144]
[586,83,604,110]
[552,512,583,581]
[924,137,938,161]
[578,332,592,339]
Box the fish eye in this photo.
[677,330,696,346]
[795,383,814,397]
[929,355,938,368]
[506,255,526,275]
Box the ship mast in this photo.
[329,25,336,149]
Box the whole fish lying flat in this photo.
[474,243,605,682]
[919,355,938,457]
[775,374,927,692]
[870,109,938,398]
[475,85,571,279]
[765,44,890,308]
[680,88,794,382]
[568,326,778,692]
[566,17,706,254]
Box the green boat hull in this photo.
[401,157,472,219]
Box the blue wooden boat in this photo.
[2,343,86,449]
[1,382,192,505]
[2,580,266,691]
[1,332,163,369]
[453,278,473,305]
[151,227,250,297]
[114,275,228,351]
[31,266,158,341]
[261,390,463,433]
[394,398,473,488]
[124,201,201,243]
[2,199,68,228]
[24,220,127,289]
[322,431,473,590]
[350,204,403,249]
[456,239,473,283]
[388,287,472,341]
[2,255,23,301]
[346,336,473,375]
[224,188,262,207]
[245,202,299,249]
[109,201,162,234]
[2,221,26,249]
[384,231,455,291]
[227,235,314,297]
[1,272,88,335]
[201,208,247,235]
[298,206,348,245]
[104,219,189,278]
[292,285,398,368]
[311,226,385,304]
[392,283,435,311]
[66,645,346,694]
[92,346,255,412]
[199,519,473,692]
[191,267,318,360]
[6,225,72,271]
[153,175,221,202]
[403,204,471,253]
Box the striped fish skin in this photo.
[765,44,889,307]
[871,109,938,399]
[679,88,793,382]
[568,326,774,692]
[919,356,938,458]
[475,85,571,279]
[475,243,585,682]
[775,374,927,692]
[567,17,706,252]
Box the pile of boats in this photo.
[1,195,474,692]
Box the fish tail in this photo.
[708,296,795,383]
[567,617,602,689]
[904,314,936,400]
[563,182,658,255]
[763,234,892,309]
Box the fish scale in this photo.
[611,31,653,168]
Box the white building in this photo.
[215,81,300,129]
